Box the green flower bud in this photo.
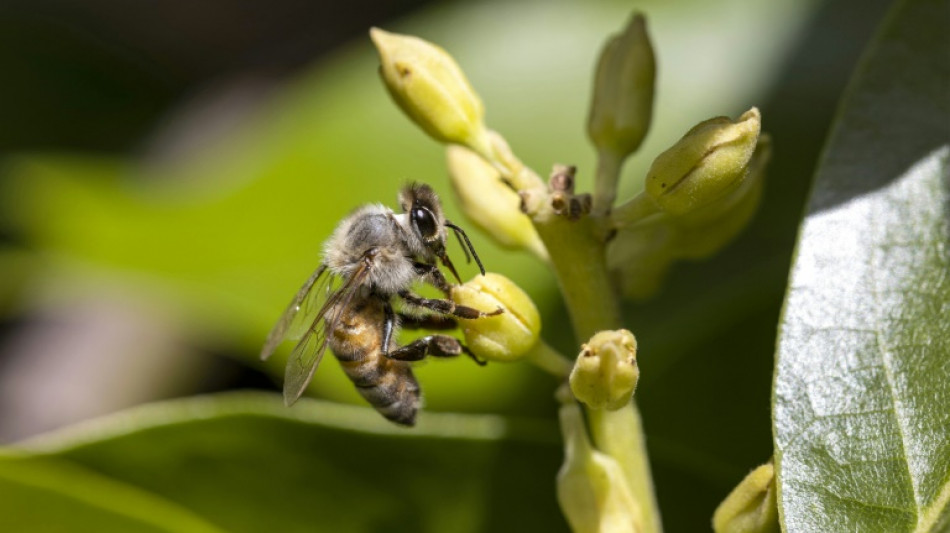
[450,273,540,362]
[557,402,642,533]
[446,145,547,259]
[570,330,639,410]
[670,135,771,258]
[587,13,656,159]
[712,462,780,533]
[645,108,761,216]
[607,135,772,300]
[370,28,491,155]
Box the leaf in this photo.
[0,392,564,533]
[773,0,950,530]
[0,457,225,533]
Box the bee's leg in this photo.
[413,262,452,296]
[384,335,486,366]
[382,300,397,353]
[398,313,457,330]
[398,290,503,319]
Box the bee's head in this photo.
[400,182,444,245]
[399,182,485,282]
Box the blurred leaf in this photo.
[0,392,564,533]
[773,0,950,530]
[0,457,224,532]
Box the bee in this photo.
[260,183,502,426]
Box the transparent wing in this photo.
[282,260,371,406]
[260,264,331,361]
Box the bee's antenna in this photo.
[446,221,486,276]
[451,225,472,264]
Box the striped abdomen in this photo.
[328,299,421,426]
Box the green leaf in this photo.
[0,457,225,533]
[0,392,564,533]
[773,0,950,531]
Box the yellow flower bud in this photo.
[450,273,540,362]
[645,108,761,216]
[370,28,491,155]
[570,330,639,410]
[588,13,656,159]
[446,145,547,259]
[557,402,643,533]
[712,462,780,533]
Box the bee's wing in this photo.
[260,264,332,362]
[282,260,371,406]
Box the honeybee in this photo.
[260,183,501,426]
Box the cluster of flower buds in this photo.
[373,18,770,533]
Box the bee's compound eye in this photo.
[411,207,438,240]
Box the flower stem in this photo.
[531,208,662,532]
[589,405,662,533]
[611,191,662,228]
[477,131,660,532]
[532,215,621,340]
[526,340,574,378]
[592,149,623,216]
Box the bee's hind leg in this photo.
[384,335,487,366]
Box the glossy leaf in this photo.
[0,392,563,533]
[773,0,950,530]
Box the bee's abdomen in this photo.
[337,351,420,426]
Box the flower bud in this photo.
[645,108,761,216]
[370,27,491,155]
[450,273,540,362]
[557,402,642,533]
[587,13,656,159]
[570,330,639,410]
[446,145,547,259]
[607,135,772,300]
[712,462,780,533]
[670,135,771,258]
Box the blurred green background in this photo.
[0,0,893,531]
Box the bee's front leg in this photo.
[412,262,452,297]
[398,312,457,330]
[384,335,486,366]
[398,290,503,319]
